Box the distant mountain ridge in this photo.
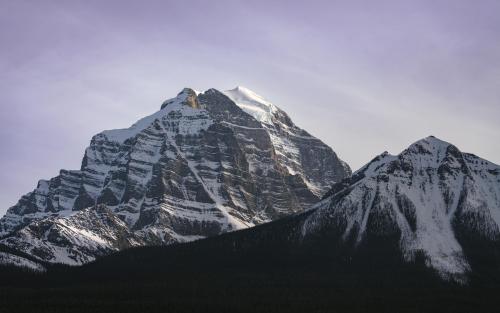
[0,86,350,266]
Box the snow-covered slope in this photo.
[0,252,45,272]
[224,86,277,125]
[2,205,142,265]
[302,136,500,282]
[0,87,350,265]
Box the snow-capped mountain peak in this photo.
[223,86,277,125]
[0,87,350,266]
[303,136,500,282]
[161,87,201,109]
[100,88,201,144]
[406,135,458,162]
[224,86,351,196]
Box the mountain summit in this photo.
[302,136,500,282]
[0,87,350,266]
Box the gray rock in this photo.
[0,87,350,265]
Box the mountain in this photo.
[1,137,498,313]
[57,136,500,283]
[301,136,500,283]
[0,87,350,266]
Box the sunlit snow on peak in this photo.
[223,86,278,125]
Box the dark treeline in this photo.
[1,215,500,313]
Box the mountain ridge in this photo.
[1,129,499,312]
[301,135,500,282]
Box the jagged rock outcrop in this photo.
[0,87,350,265]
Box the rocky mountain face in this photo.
[223,87,350,196]
[302,136,500,282]
[0,87,350,266]
[6,136,495,311]
[80,136,497,284]
[2,140,499,313]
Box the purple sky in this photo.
[1,0,499,215]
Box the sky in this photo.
[0,0,499,215]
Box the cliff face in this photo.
[0,87,350,265]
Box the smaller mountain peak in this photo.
[178,87,197,97]
[203,88,224,95]
[179,88,201,109]
[161,88,200,110]
[423,135,445,143]
[403,136,468,169]
[409,136,452,153]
